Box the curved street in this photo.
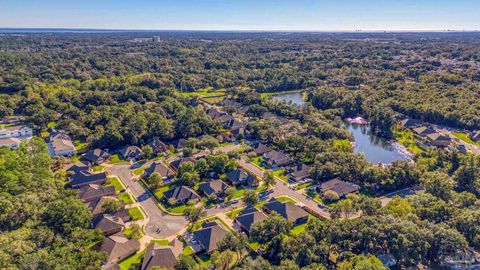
[106,164,187,238]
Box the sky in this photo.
[0,0,479,31]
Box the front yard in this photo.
[105,177,124,191]
[128,207,144,221]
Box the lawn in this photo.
[203,96,225,104]
[151,239,169,245]
[275,196,298,203]
[154,186,170,199]
[119,192,134,205]
[128,207,144,221]
[162,203,189,214]
[305,190,324,204]
[123,227,143,240]
[230,187,246,199]
[105,177,124,191]
[73,140,89,153]
[394,130,425,155]
[47,121,57,128]
[249,156,262,166]
[92,165,105,172]
[183,246,195,256]
[133,167,145,176]
[452,131,480,146]
[107,154,126,164]
[226,207,243,219]
[273,169,288,183]
[118,250,145,270]
[291,222,308,236]
[195,254,212,267]
[248,241,261,251]
[295,181,313,190]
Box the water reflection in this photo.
[271,92,305,106]
[344,122,408,164]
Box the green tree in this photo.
[421,171,455,200]
[242,190,258,206]
[142,145,154,159]
[251,212,291,244]
[262,170,276,189]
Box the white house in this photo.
[0,138,21,149]
[0,125,33,139]
[48,133,77,156]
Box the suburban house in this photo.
[87,196,118,217]
[263,150,292,169]
[231,126,246,138]
[66,161,90,174]
[287,163,310,182]
[218,132,235,143]
[148,139,169,154]
[69,171,108,188]
[253,142,271,155]
[172,138,188,151]
[192,221,229,254]
[262,198,309,226]
[0,137,21,149]
[48,133,77,156]
[141,239,183,270]
[234,206,267,236]
[162,186,200,205]
[83,148,110,165]
[92,214,125,235]
[118,145,143,160]
[426,132,452,147]
[143,161,176,181]
[226,168,259,187]
[98,233,140,263]
[319,179,360,198]
[0,125,33,139]
[468,130,480,142]
[412,126,436,136]
[169,156,197,171]
[198,179,228,197]
[78,184,116,202]
[398,117,419,129]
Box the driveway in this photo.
[106,164,187,238]
[237,158,330,219]
[434,126,480,155]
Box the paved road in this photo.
[237,158,331,219]
[434,126,480,155]
[106,164,187,238]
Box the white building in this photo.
[48,133,77,156]
[0,125,33,139]
[0,138,21,150]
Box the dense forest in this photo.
[1,31,480,269]
[0,138,104,269]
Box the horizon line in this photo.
[0,27,479,33]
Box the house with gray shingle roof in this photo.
[98,233,140,263]
[263,198,308,226]
[163,186,200,205]
[234,206,267,236]
[192,221,228,253]
[141,239,183,270]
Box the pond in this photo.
[344,122,410,164]
[270,92,305,106]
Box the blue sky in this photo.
[0,0,479,31]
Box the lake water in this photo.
[344,122,409,164]
[271,92,305,106]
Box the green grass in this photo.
[162,203,189,214]
[249,156,262,166]
[105,177,124,191]
[394,129,424,155]
[248,241,261,251]
[123,227,143,240]
[183,246,195,256]
[273,169,288,183]
[275,196,298,204]
[179,88,226,98]
[92,165,105,172]
[128,207,144,221]
[118,250,145,270]
[119,192,134,205]
[154,186,170,199]
[226,208,243,219]
[195,254,212,266]
[291,222,308,236]
[295,181,313,190]
[203,96,225,104]
[73,140,89,154]
[151,239,169,245]
[47,121,57,128]
[305,190,324,204]
[133,167,145,176]
[107,154,125,164]
[452,131,480,146]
